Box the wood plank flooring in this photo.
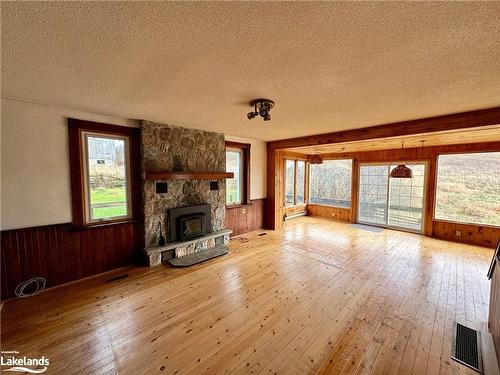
[1,217,493,374]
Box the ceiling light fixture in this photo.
[308,154,323,164]
[390,141,412,178]
[247,99,275,121]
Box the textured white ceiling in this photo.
[2,2,500,141]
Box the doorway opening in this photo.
[357,163,426,233]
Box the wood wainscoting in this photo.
[307,204,352,223]
[433,220,500,249]
[284,203,307,218]
[226,199,266,236]
[1,221,143,300]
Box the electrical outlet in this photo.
[455,230,461,237]
[331,212,335,217]
[241,208,246,214]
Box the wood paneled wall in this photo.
[226,199,266,236]
[266,150,284,230]
[284,203,307,218]
[433,221,499,248]
[268,141,500,248]
[489,261,500,361]
[307,204,351,223]
[1,221,143,300]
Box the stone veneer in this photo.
[145,229,231,267]
[141,120,227,249]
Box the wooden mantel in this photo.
[145,171,234,180]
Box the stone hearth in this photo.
[145,229,231,266]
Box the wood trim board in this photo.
[145,171,234,180]
[225,141,251,205]
[268,106,500,151]
[68,118,142,228]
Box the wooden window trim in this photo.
[295,159,307,205]
[68,119,141,228]
[225,141,251,207]
[284,158,308,207]
[291,159,297,206]
[284,158,294,207]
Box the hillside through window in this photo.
[435,152,500,226]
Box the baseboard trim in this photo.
[481,330,500,375]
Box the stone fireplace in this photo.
[141,121,231,266]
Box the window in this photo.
[296,161,305,204]
[68,119,140,227]
[285,160,295,206]
[309,159,352,208]
[225,141,250,206]
[357,163,426,232]
[82,133,131,223]
[435,152,500,226]
[284,159,306,206]
[226,148,243,205]
[387,163,425,231]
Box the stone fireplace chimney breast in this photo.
[141,121,227,252]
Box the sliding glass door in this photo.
[387,164,425,231]
[358,163,426,233]
[358,165,389,226]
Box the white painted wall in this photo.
[0,99,267,230]
[0,100,138,230]
[224,135,267,201]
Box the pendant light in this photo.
[308,154,323,165]
[390,141,412,178]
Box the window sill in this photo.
[432,218,500,230]
[284,203,307,208]
[307,203,351,210]
[69,219,142,231]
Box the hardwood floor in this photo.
[1,217,493,374]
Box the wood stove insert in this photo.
[168,204,211,242]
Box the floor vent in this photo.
[451,321,483,373]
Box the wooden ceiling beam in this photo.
[267,106,500,151]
